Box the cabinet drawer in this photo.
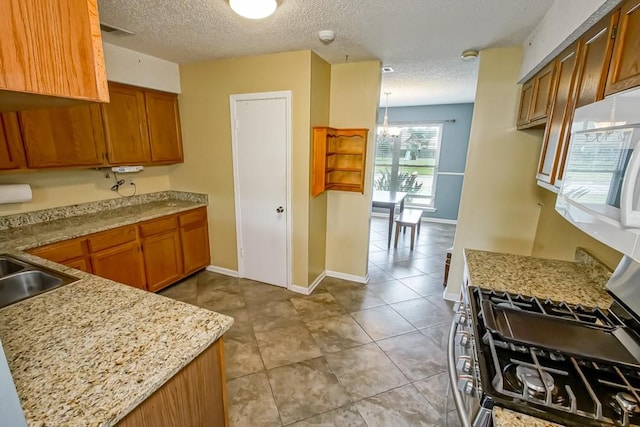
[88,225,137,253]
[29,238,86,263]
[179,208,207,227]
[139,215,178,238]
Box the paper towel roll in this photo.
[0,184,32,204]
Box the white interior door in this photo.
[231,92,290,287]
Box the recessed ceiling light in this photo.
[382,67,394,73]
[461,50,479,61]
[229,0,277,19]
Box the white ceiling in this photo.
[98,0,555,107]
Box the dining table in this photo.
[372,190,407,248]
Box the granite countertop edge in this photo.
[0,195,234,427]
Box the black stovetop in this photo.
[469,287,640,427]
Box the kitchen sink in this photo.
[0,255,79,309]
[0,257,28,277]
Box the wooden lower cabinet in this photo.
[142,230,184,292]
[117,338,228,427]
[179,208,211,275]
[28,208,210,292]
[28,237,93,273]
[91,240,147,290]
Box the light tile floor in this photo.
[160,216,461,426]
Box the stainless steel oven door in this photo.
[447,305,492,427]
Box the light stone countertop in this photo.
[0,195,234,426]
[464,248,613,308]
[493,407,564,427]
[464,248,614,427]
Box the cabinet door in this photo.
[179,209,210,275]
[91,241,147,290]
[102,83,151,165]
[529,62,556,121]
[537,44,579,185]
[0,113,26,170]
[20,104,106,168]
[516,81,534,126]
[64,257,92,273]
[142,231,184,292]
[555,12,618,185]
[605,0,640,95]
[0,0,108,109]
[145,91,184,163]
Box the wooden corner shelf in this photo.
[312,127,368,197]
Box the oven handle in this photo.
[447,317,472,427]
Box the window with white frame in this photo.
[373,123,443,208]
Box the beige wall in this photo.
[326,61,381,278]
[308,53,331,284]
[0,167,171,216]
[172,51,313,286]
[447,47,544,298]
[531,188,623,269]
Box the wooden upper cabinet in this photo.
[102,83,152,165]
[0,0,108,111]
[606,0,640,95]
[555,12,618,185]
[145,91,184,163]
[537,44,580,186]
[20,104,106,168]
[517,81,534,127]
[0,113,27,170]
[517,62,556,129]
[529,61,556,121]
[573,12,618,109]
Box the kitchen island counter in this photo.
[0,191,234,426]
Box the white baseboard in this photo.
[205,265,239,277]
[326,270,369,284]
[288,271,326,295]
[422,217,457,225]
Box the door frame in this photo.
[229,91,293,288]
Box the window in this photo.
[373,124,443,208]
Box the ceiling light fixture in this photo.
[461,49,479,61]
[229,0,277,19]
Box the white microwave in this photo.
[556,87,640,261]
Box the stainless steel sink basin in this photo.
[0,257,27,277]
[0,255,79,309]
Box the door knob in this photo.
[276,206,284,213]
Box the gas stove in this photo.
[469,287,640,427]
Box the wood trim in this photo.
[116,339,228,427]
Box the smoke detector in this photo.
[318,30,336,44]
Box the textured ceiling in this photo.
[98,0,555,106]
